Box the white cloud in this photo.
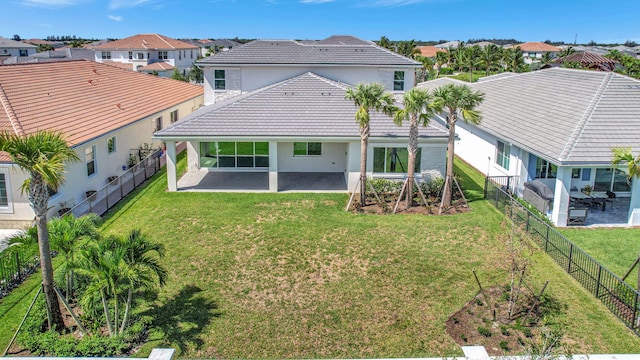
[108,0,153,10]
[300,0,336,3]
[22,0,80,6]
[107,15,124,22]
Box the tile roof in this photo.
[418,68,640,165]
[102,61,135,70]
[511,42,560,52]
[155,72,448,140]
[91,34,198,51]
[138,61,175,71]
[316,35,372,45]
[554,52,616,71]
[417,46,446,58]
[197,35,420,67]
[0,38,37,49]
[0,60,203,152]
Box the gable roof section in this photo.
[554,52,616,70]
[418,68,640,165]
[512,42,560,52]
[0,38,37,49]
[417,46,446,58]
[0,60,203,148]
[138,61,175,71]
[198,36,420,67]
[91,34,198,51]
[155,72,447,139]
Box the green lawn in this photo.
[559,227,640,288]
[2,157,640,358]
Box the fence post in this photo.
[545,226,550,250]
[595,266,602,298]
[484,177,488,199]
[507,177,511,194]
[568,243,574,273]
[633,292,639,331]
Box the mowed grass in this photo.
[559,227,640,288]
[2,156,640,358]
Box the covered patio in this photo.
[177,170,346,192]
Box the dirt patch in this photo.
[446,286,567,356]
[354,199,470,215]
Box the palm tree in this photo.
[435,51,448,78]
[452,42,467,72]
[465,45,483,82]
[49,213,101,301]
[432,84,485,208]
[502,46,525,72]
[605,49,622,62]
[414,55,435,82]
[345,83,397,206]
[558,46,576,58]
[612,148,640,180]
[119,229,167,334]
[540,52,554,67]
[0,130,79,330]
[393,88,436,208]
[481,44,503,76]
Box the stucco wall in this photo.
[277,142,347,172]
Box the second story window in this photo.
[170,110,179,123]
[393,71,405,91]
[154,116,163,132]
[86,145,96,176]
[214,70,226,90]
[159,51,168,60]
[137,52,144,60]
[128,51,133,59]
[101,51,111,60]
[19,49,28,57]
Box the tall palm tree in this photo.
[540,52,554,67]
[465,45,483,82]
[432,84,485,207]
[0,130,79,330]
[414,55,435,82]
[345,83,397,206]
[502,46,525,72]
[558,46,576,58]
[452,42,467,72]
[119,229,167,334]
[481,44,503,76]
[435,51,449,78]
[49,213,101,301]
[393,88,436,208]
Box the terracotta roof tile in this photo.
[511,42,560,52]
[138,62,175,71]
[0,60,203,148]
[555,51,616,70]
[103,61,135,70]
[417,46,446,58]
[91,34,198,51]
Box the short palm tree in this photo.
[414,55,435,82]
[393,88,436,208]
[0,130,79,330]
[612,147,640,181]
[345,83,397,206]
[435,51,449,78]
[502,47,525,73]
[432,84,485,208]
[558,46,576,58]
[540,52,554,67]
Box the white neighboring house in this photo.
[417,68,640,227]
[0,38,37,63]
[198,35,420,105]
[154,35,449,194]
[507,42,560,64]
[91,34,199,77]
[0,60,204,228]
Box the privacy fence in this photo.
[0,150,163,300]
[485,177,640,335]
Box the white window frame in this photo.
[170,110,179,124]
[293,142,322,156]
[107,136,117,154]
[19,49,28,57]
[101,51,111,60]
[393,71,405,91]
[159,51,168,60]
[86,145,96,177]
[154,117,163,132]
[128,51,133,60]
[495,141,510,170]
[214,69,225,90]
[0,170,13,213]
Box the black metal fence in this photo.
[0,248,39,298]
[486,178,640,335]
[62,150,162,218]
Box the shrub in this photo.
[419,177,444,198]
[523,328,533,338]
[499,340,510,351]
[440,67,455,75]
[478,326,492,337]
[500,324,510,336]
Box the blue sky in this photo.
[2,0,639,44]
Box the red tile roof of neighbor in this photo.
[555,52,616,71]
[91,34,198,50]
[102,61,135,71]
[0,60,203,161]
[512,42,560,52]
[417,46,446,58]
[138,61,175,71]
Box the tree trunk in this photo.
[120,286,133,335]
[443,113,457,206]
[359,123,370,206]
[101,288,114,337]
[30,175,64,331]
[406,117,419,208]
[113,287,119,336]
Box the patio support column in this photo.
[166,140,177,192]
[269,141,278,192]
[551,166,571,227]
[628,178,640,225]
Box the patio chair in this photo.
[567,207,588,226]
[605,191,616,209]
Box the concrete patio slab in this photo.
[278,172,346,192]
[177,170,347,192]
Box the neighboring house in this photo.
[0,60,204,228]
[417,46,446,58]
[154,35,449,194]
[509,42,560,64]
[435,41,460,49]
[417,68,640,226]
[198,34,420,105]
[90,34,199,77]
[0,38,37,63]
[138,61,175,77]
[552,52,616,71]
[472,41,498,49]
[2,47,95,64]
